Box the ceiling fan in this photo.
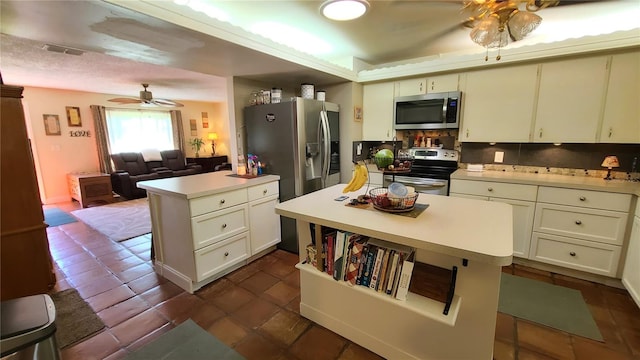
[108,83,184,107]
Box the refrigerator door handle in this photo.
[320,109,330,187]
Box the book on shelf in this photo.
[360,244,377,287]
[369,247,385,290]
[355,244,369,285]
[395,251,416,301]
[377,249,392,293]
[385,251,400,295]
[326,232,335,276]
[345,238,366,286]
[333,231,347,280]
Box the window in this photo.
[105,109,175,153]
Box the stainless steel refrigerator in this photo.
[245,97,340,253]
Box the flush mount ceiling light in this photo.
[463,0,559,61]
[320,0,369,21]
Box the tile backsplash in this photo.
[459,143,640,181]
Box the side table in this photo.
[67,172,113,208]
[186,155,228,173]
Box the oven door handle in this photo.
[385,176,446,187]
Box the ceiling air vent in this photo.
[42,44,84,56]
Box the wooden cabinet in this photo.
[248,181,281,254]
[67,172,113,208]
[396,78,427,97]
[1,84,56,300]
[450,179,537,258]
[460,64,538,142]
[530,187,631,277]
[362,82,395,140]
[600,51,640,143]
[533,56,609,143]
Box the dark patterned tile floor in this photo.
[40,201,640,360]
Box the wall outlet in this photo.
[494,151,504,163]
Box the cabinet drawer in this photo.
[530,232,621,276]
[190,189,248,217]
[248,181,279,202]
[195,232,249,282]
[449,179,537,201]
[191,204,249,250]
[537,186,631,212]
[534,203,628,245]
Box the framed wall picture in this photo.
[354,106,363,122]
[43,114,61,136]
[202,112,209,128]
[190,119,197,136]
[66,106,82,127]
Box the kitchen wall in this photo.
[20,86,227,204]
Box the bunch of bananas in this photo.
[343,163,368,193]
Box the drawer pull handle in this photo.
[487,187,493,192]
[575,220,582,225]
[222,223,227,228]
[569,252,576,257]
[263,189,268,195]
[224,251,229,257]
[220,199,226,204]
[579,196,586,201]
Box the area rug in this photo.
[499,273,603,341]
[125,319,245,360]
[50,288,105,348]
[70,198,150,242]
[43,207,77,227]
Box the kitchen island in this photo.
[137,171,281,293]
[275,184,513,360]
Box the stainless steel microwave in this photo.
[393,91,462,130]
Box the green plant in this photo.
[188,138,205,154]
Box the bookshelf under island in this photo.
[275,184,513,360]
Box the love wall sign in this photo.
[69,130,91,137]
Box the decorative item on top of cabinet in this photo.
[600,51,640,144]
[534,56,608,143]
[362,81,395,140]
[460,64,537,143]
[530,186,631,277]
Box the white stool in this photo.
[0,294,61,359]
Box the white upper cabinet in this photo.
[600,51,640,143]
[460,64,538,142]
[395,74,459,97]
[427,74,459,93]
[533,56,609,143]
[396,78,427,97]
[363,81,395,140]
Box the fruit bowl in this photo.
[369,187,418,213]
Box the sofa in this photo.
[110,150,203,199]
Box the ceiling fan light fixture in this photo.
[320,0,369,21]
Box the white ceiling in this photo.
[1,0,639,103]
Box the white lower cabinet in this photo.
[530,186,631,277]
[622,211,640,307]
[144,177,281,293]
[450,179,536,258]
[248,181,281,254]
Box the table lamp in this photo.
[208,132,218,155]
[601,155,619,180]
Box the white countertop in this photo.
[137,171,280,199]
[451,169,640,196]
[275,184,513,266]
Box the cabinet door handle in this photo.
[466,129,469,138]
[570,252,576,257]
[608,127,613,138]
[222,223,227,228]
[579,196,586,201]
[575,220,582,225]
[224,251,229,257]
[487,187,493,192]
[220,199,226,204]
[539,128,543,138]
[263,189,268,195]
